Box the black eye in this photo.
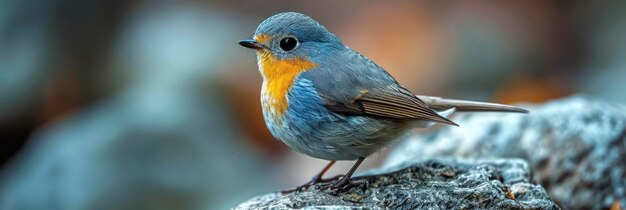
[279,37,298,52]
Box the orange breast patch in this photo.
[258,51,317,119]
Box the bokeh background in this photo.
[1,0,625,209]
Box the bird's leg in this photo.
[309,160,338,184]
[281,160,337,194]
[328,157,366,191]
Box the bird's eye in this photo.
[279,37,298,52]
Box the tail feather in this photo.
[416,95,529,113]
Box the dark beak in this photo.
[238,39,264,50]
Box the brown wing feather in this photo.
[323,86,458,126]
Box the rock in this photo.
[235,158,559,209]
[386,96,626,210]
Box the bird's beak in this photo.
[238,39,265,50]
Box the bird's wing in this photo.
[322,85,458,126]
[416,95,528,113]
[298,48,457,125]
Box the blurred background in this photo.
[1,0,625,209]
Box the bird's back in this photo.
[301,46,400,103]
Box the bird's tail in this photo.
[416,95,529,113]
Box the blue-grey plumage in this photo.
[271,75,413,160]
[239,12,527,192]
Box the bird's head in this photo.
[239,12,341,79]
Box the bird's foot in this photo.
[280,174,344,194]
[321,177,369,195]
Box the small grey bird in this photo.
[238,12,527,192]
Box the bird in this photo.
[238,12,527,193]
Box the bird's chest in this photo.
[260,82,284,128]
[257,52,315,127]
[260,78,297,141]
[260,76,329,140]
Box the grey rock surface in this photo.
[387,96,626,210]
[235,158,559,210]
